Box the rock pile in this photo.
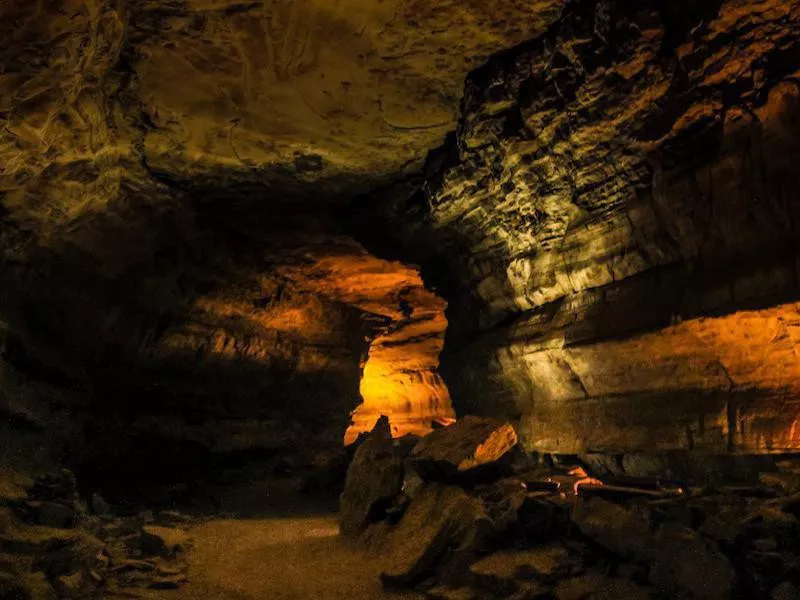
[342,417,800,600]
[0,470,191,599]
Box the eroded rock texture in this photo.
[3,0,800,490]
[363,0,800,454]
[4,0,563,481]
[0,0,567,233]
[0,196,454,492]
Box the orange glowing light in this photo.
[340,259,455,444]
[568,466,604,495]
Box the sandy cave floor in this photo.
[144,515,422,600]
[134,477,422,600]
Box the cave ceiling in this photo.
[0,0,561,456]
[0,0,567,229]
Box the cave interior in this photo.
[2,0,800,599]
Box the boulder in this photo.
[1,525,78,556]
[649,523,735,600]
[20,572,57,600]
[410,416,518,482]
[578,454,626,479]
[0,473,29,505]
[381,483,493,588]
[426,586,477,600]
[140,526,189,557]
[468,544,576,595]
[28,471,78,505]
[90,495,112,517]
[339,416,404,537]
[760,460,800,496]
[518,493,572,540]
[402,468,426,501]
[571,498,653,561]
[32,532,106,582]
[473,478,571,546]
[52,572,84,599]
[0,507,15,535]
[29,502,77,529]
[745,550,787,597]
[154,511,191,527]
[146,573,187,589]
[473,478,528,538]
[0,554,19,576]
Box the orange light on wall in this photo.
[344,296,455,445]
[260,238,456,445]
[346,345,454,445]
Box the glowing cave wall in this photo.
[347,297,454,444]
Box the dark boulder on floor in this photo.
[554,572,652,600]
[649,522,735,600]
[772,581,800,600]
[381,483,493,588]
[339,416,405,537]
[467,543,579,596]
[571,498,654,561]
[0,572,28,600]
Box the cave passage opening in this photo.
[342,258,456,445]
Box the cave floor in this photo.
[126,488,422,600]
[155,515,421,600]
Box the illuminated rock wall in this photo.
[364,0,800,454]
[349,288,454,444]
[2,0,800,471]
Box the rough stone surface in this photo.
[649,522,736,600]
[571,498,654,561]
[0,572,27,600]
[339,416,405,537]
[345,427,800,599]
[0,0,799,508]
[380,483,492,588]
[0,0,561,490]
[410,416,518,480]
[554,573,652,600]
[773,581,800,600]
[362,0,800,454]
[468,544,573,583]
[140,525,190,557]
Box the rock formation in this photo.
[361,0,800,454]
[2,0,800,521]
[342,417,800,600]
[3,0,800,598]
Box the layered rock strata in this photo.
[362,0,800,454]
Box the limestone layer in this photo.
[364,0,800,454]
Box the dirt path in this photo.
[157,515,422,600]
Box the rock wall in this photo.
[361,0,800,454]
[0,195,453,491]
[4,0,800,478]
[2,0,540,484]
